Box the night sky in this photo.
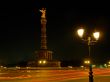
[0,0,110,65]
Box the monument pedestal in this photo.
[28,60,61,67]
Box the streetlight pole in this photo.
[87,37,93,82]
[77,28,100,82]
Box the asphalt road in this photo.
[0,67,110,82]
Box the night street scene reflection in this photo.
[0,0,110,82]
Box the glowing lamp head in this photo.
[84,60,90,64]
[38,60,42,64]
[108,61,110,64]
[93,32,100,40]
[38,60,47,64]
[77,28,84,38]
[43,60,46,64]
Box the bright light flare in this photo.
[93,32,100,40]
[38,60,42,64]
[77,28,84,38]
[108,61,110,64]
[43,60,46,64]
[84,60,90,64]
[38,60,47,64]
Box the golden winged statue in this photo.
[40,8,46,18]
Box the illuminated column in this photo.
[38,8,53,61]
[40,8,47,49]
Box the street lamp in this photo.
[84,60,91,69]
[77,28,100,82]
[84,60,90,64]
[38,60,47,64]
[77,28,84,38]
[108,61,110,64]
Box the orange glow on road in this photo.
[0,68,110,82]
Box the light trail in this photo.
[0,68,110,82]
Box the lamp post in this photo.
[77,28,100,82]
[38,60,47,66]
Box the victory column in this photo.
[28,8,61,67]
